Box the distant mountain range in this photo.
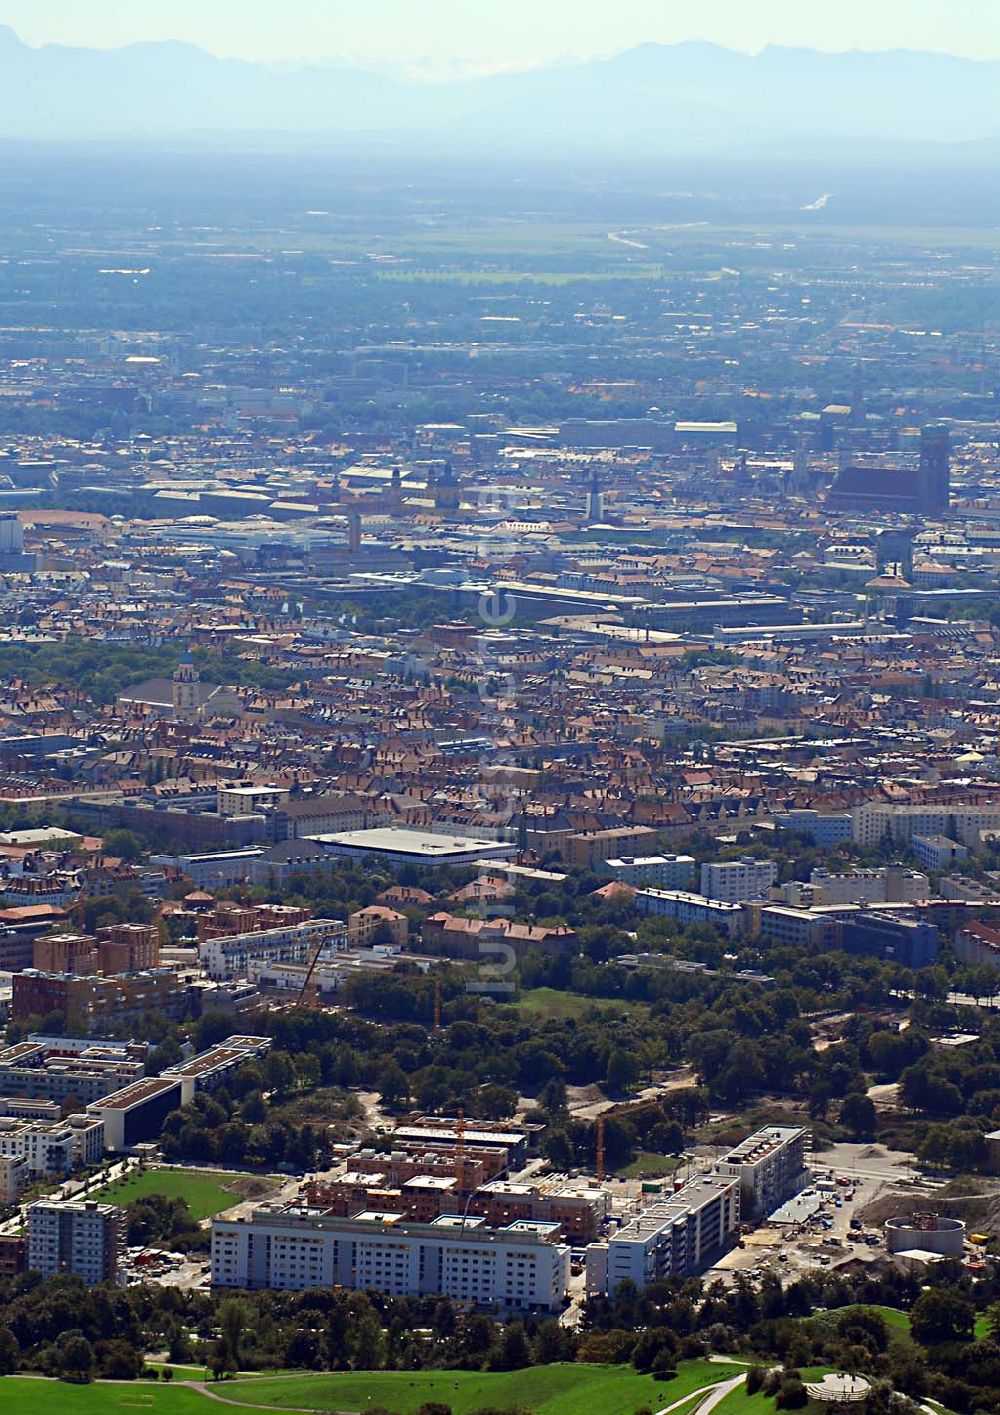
[3,28,1000,151]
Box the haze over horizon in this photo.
[0,0,998,70]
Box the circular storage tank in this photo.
[884,1212,965,1257]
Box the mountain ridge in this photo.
[1,28,1000,149]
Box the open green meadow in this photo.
[508,987,644,1022]
[89,1168,267,1221]
[1,1363,741,1415]
[220,1359,740,1414]
[0,1383,213,1415]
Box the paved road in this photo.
[657,1373,747,1415]
[0,1154,138,1236]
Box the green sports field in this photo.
[88,1167,265,1221]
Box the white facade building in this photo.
[852,802,1000,851]
[27,1199,123,1284]
[597,1175,740,1294]
[715,1125,809,1218]
[634,889,744,938]
[211,1203,570,1312]
[0,1113,104,1179]
[700,858,778,903]
[599,855,696,889]
[809,866,929,906]
[199,919,346,982]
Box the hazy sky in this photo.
[0,0,997,68]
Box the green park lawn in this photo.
[509,988,644,1022]
[89,1168,253,1221]
[0,1363,740,1415]
[814,1303,911,1334]
[617,1151,683,1180]
[0,1382,212,1415]
[220,1357,740,1414]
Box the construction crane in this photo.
[70,891,88,932]
[595,1114,606,1183]
[455,1106,466,1193]
[295,937,327,1007]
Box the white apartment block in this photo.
[599,855,696,889]
[955,923,1000,971]
[597,1175,740,1294]
[0,1153,29,1203]
[199,919,346,981]
[27,1199,123,1284]
[634,889,744,938]
[0,1113,104,1180]
[758,905,841,949]
[852,802,1000,851]
[809,866,929,906]
[700,857,778,903]
[715,1125,810,1218]
[211,1203,570,1312]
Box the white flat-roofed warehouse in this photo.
[307,827,516,870]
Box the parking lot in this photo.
[703,1141,935,1286]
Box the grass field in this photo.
[89,1168,264,1221]
[0,1362,739,1415]
[221,1358,740,1415]
[509,988,644,1022]
[617,1151,683,1179]
[0,1383,211,1415]
[815,1303,911,1334]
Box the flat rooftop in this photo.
[309,827,513,858]
[88,1076,181,1111]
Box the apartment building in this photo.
[852,802,1000,850]
[347,905,408,950]
[809,865,929,905]
[757,904,844,949]
[199,918,346,982]
[594,1175,740,1294]
[12,967,199,1033]
[911,834,969,873]
[0,1112,103,1183]
[598,854,696,889]
[0,1153,29,1203]
[161,1034,271,1106]
[773,810,853,847]
[0,1038,144,1106]
[700,857,778,903]
[715,1125,809,1218]
[303,1175,608,1244]
[87,1078,183,1152]
[955,922,1000,970]
[634,888,744,938]
[564,826,658,869]
[27,1199,123,1285]
[211,1202,570,1312]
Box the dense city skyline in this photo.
[1,4,1000,1406]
